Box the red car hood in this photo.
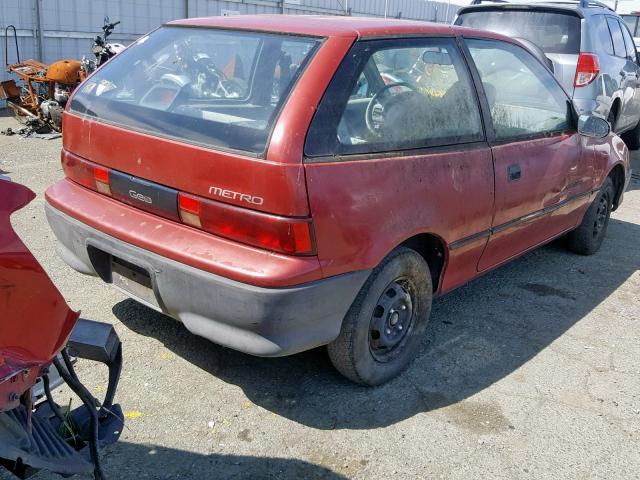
[0,180,79,411]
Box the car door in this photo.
[619,19,640,128]
[606,16,637,131]
[464,38,590,272]
[303,36,495,292]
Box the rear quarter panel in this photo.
[305,145,495,292]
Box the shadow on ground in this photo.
[98,442,347,480]
[113,217,640,430]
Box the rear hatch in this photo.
[63,25,321,255]
[455,6,581,93]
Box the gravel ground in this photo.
[1,110,639,480]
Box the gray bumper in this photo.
[45,203,370,357]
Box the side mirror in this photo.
[578,115,610,138]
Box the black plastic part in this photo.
[0,319,124,479]
[0,406,93,477]
[67,318,123,412]
[108,169,180,222]
[53,356,105,480]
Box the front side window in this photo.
[607,17,627,58]
[69,26,320,154]
[305,38,483,157]
[466,39,572,141]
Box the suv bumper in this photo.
[46,203,369,357]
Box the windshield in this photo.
[456,10,581,54]
[69,26,320,155]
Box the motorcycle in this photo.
[82,17,126,75]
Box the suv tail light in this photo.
[178,193,315,255]
[574,53,600,87]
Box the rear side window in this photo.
[305,38,483,157]
[467,39,572,141]
[69,26,320,155]
[455,9,581,54]
[621,15,638,36]
[620,21,638,61]
[607,17,627,58]
[592,15,614,56]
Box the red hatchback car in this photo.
[45,16,629,385]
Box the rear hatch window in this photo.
[69,26,320,155]
[456,9,581,54]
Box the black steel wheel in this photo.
[369,278,416,362]
[567,177,614,255]
[328,247,432,386]
[592,189,610,239]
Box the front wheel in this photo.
[622,119,640,150]
[567,177,614,255]
[327,247,432,386]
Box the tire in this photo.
[327,247,433,386]
[567,177,615,255]
[607,107,617,132]
[622,120,640,150]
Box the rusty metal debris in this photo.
[1,19,121,132]
[1,117,61,140]
[1,26,84,132]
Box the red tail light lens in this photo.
[93,166,111,195]
[177,194,201,228]
[62,150,111,196]
[574,53,600,87]
[178,192,315,255]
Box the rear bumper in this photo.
[46,203,369,357]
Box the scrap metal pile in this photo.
[0,19,122,132]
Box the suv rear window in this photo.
[69,26,319,155]
[456,9,581,54]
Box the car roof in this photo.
[168,15,462,39]
[458,2,617,18]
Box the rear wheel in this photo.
[567,177,614,255]
[327,247,432,386]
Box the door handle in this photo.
[507,164,521,181]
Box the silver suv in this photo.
[455,0,640,149]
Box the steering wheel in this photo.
[365,82,415,136]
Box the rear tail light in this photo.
[93,166,111,195]
[62,151,112,196]
[574,53,600,87]
[177,194,202,228]
[178,192,315,255]
[62,151,315,256]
